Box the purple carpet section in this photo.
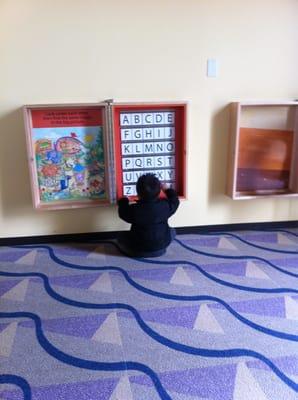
[247,355,298,375]
[120,305,200,328]
[240,232,278,243]
[270,257,298,269]
[0,322,10,333]
[49,273,100,289]
[1,377,118,400]
[51,244,98,257]
[0,279,22,297]
[131,363,237,399]
[180,237,219,247]
[210,296,286,317]
[1,228,298,400]
[20,313,109,338]
[128,267,175,282]
[200,261,246,276]
[0,250,32,262]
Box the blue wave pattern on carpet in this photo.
[0,229,298,399]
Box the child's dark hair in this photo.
[136,173,161,200]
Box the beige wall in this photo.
[1,0,298,238]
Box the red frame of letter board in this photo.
[112,103,187,200]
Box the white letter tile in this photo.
[131,113,142,125]
[122,157,134,170]
[132,143,143,155]
[143,128,154,140]
[164,112,175,124]
[154,127,164,140]
[131,129,142,140]
[122,143,133,156]
[133,157,144,169]
[154,170,165,181]
[154,112,164,125]
[121,129,132,141]
[164,127,175,139]
[144,156,154,168]
[154,142,165,153]
[134,171,144,182]
[155,156,165,168]
[164,155,175,167]
[143,142,155,154]
[143,113,153,125]
[123,185,135,196]
[120,113,131,126]
[164,141,175,153]
[165,169,175,181]
[123,171,134,183]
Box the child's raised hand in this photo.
[161,183,169,192]
[117,196,129,206]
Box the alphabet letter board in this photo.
[23,101,187,209]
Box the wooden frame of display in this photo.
[111,102,187,200]
[23,101,187,210]
[227,101,298,199]
[23,103,114,210]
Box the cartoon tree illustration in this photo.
[85,128,105,176]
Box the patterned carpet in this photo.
[0,229,298,400]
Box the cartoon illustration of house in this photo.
[55,136,83,155]
[35,139,53,154]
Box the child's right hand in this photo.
[161,183,169,192]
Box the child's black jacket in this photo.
[118,189,179,251]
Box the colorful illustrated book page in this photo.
[31,107,107,205]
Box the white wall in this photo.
[1,0,298,237]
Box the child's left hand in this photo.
[117,196,129,206]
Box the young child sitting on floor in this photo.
[117,173,180,257]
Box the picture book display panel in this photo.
[112,103,186,199]
[24,104,112,209]
[227,102,298,199]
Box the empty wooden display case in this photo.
[227,101,298,199]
